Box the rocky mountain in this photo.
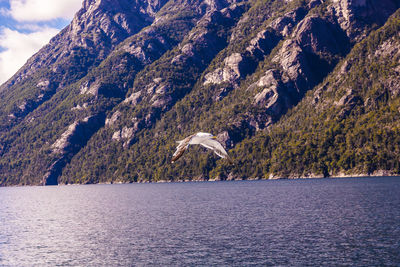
[0,0,399,186]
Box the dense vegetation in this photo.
[227,9,400,178]
[62,3,400,183]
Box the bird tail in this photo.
[226,155,234,165]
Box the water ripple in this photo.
[0,177,399,266]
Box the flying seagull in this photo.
[171,132,233,164]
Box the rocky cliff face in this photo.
[2,0,166,87]
[0,0,169,137]
[0,0,399,186]
[233,9,400,178]
[331,0,399,41]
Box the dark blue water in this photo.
[0,177,399,266]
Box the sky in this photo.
[0,0,83,85]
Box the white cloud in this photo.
[9,0,82,22]
[0,0,83,84]
[0,26,59,84]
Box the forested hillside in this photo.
[0,0,399,185]
[230,10,400,179]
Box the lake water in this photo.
[0,177,399,266]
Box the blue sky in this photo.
[0,0,82,84]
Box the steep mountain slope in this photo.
[61,0,400,183]
[0,0,167,132]
[0,0,399,185]
[0,0,244,185]
[230,9,400,178]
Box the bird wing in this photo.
[171,135,194,163]
[172,133,234,164]
[199,139,228,158]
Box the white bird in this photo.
[171,132,233,163]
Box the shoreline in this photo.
[66,173,400,186]
[2,173,399,188]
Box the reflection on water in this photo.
[0,177,400,266]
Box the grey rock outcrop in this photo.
[253,70,282,110]
[243,4,359,129]
[269,6,307,37]
[204,53,245,85]
[121,27,172,65]
[80,79,100,95]
[44,113,106,185]
[51,115,105,155]
[204,27,281,87]
[123,91,142,105]
[331,0,400,41]
[112,126,135,142]
[105,111,122,126]
[203,4,311,88]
